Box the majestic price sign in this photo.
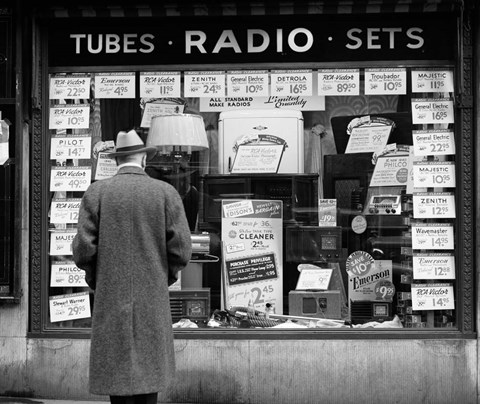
[412,253,455,280]
[50,134,92,160]
[50,166,92,192]
[49,74,91,100]
[50,261,88,287]
[49,229,77,256]
[412,161,456,188]
[411,69,454,93]
[411,282,455,311]
[49,104,90,130]
[49,292,91,323]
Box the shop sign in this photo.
[411,223,454,250]
[411,283,455,311]
[49,291,91,322]
[412,129,455,156]
[50,198,81,224]
[50,261,88,287]
[412,253,455,280]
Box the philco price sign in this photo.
[49,75,91,100]
[49,104,90,130]
[412,161,455,188]
[94,72,135,98]
[50,166,91,192]
[411,70,454,93]
[412,130,455,156]
[50,261,88,287]
[413,192,455,219]
[184,71,226,97]
[49,292,91,323]
[50,198,81,224]
[365,68,406,95]
[227,70,269,97]
[270,69,312,96]
[139,71,181,98]
[411,223,454,250]
[411,98,454,124]
[317,69,359,96]
[411,283,455,311]
[413,253,455,280]
[50,134,92,160]
[49,229,77,256]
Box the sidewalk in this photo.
[0,399,108,404]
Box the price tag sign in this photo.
[226,70,269,97]
[317,69,359,96]
[413,253,455,280]
[94,73,135,98]
[49,75,91,100]
[411,70,454,93]
[412,130,455,156]
[50,166,91,192]
[50,261,88,287]
[50,134,91,160]
[411,283,455,311]
[318,199,336,226]
[49,104,90,130]
[374,280,395,302]
[365,68,407,95]
[139,72,181,98]
[184,71,226,97]
[49,229,77,256]
[348,260,392,301]
[413,192,455,219]
[296,267,333,290]
[411,98,454,124]
[50,198,81,224]
[412,161,455,188]
[411,223,454,250]
[270,69,312,96]
[49,292,91,323]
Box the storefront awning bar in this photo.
[38,0,464,18]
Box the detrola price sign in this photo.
[49,104,90,130]
[50,166,92,192]
[270,69,312,96]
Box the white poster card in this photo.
[50,134,92,160]
[49,104,90,130]
[412,161,456,188]
[412,129,455,156]
[222,200,283,314]
[226,70,269,97]
[411,283,455,311]
[345,124,392,154]
[369,155,409,187]
[270,69,312,96]
[412,253,455,280]
[140,102,185,128]
[184,71,226,97]
[364,68,407,95]
[317,69,360,96]
[413,192,456,219]
[411,98,455,124]
[49,229,77,256]
[296,267,333,291]
[49,75,91,100]
[231,144,284,174]
[50,260,88,287]
[139,72,181,98]
[50,166,91,192]
[49,292,91,322]
[411,70,454,93]
[50,198,81,224]
[199,94,325,112]
[95,152,119,180]
[348,260,393,302]
[94,73,136,99]
[411,223,454,250]
[318,199,337,226]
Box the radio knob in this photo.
[391,209,396,214]
[385,208,390,213]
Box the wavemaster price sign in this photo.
[222,199,283,313]
[49,291,91,323]
[411,223,454,250]
[411,283,455,311]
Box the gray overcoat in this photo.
[72,166,192,396]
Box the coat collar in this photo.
[116,166,147,176]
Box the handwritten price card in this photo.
[49,229,77,256]
[139,71,181,98]
[50,261,88,287]
[184,71,226,97]
[413,192,455,219]
[411,70,454,93]
[270,69,312,96]
[412,161,455,188]
[318,199,336,226]
[50,166,91,192]
[49,75,91,100]
[411,223,454,250]
[413,129,455,156]
[49,292,91,323]
[413,253,455,280]
[411,98,454,124]
[411,283,455,311]
[365,68,406,95]
[50,198,81,224]
[227,70,269,97]
[50,134,91,160]
[49,104,90,130]
[94,73,135,98]
[317,69,359,96]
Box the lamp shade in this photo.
[147,113,209,153]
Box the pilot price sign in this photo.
[49,104,90,130]
[227,70,269,97]
[411,283,455,311]
[184,71,226,97]
[50,134,92,160]
[49,292,91,323]
[50,261,88,287]
[317,68,360,96]
[271,69,312,96]
[50,166,91,192]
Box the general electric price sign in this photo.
[49,104,90,130]
[50,134,91,160]
[50,166,91,192]
[270,69,312,96]
[317,69,360,96]
[411,98,454,125]
[184,71,226,97]
[412,130,455,157]
[227,70,269,97]
[411,283,455,311]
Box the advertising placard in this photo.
[412,129,455,156]
[270,69,312,96]
[95,152,118,180]
[364,68,407,95]
[411,69,454,93]
[411,223,454,250]
[49,75,91,100]
[139,71,181,98]
[49,292,91,322]
[222,200,283,313]
[50,260,88,287]
[49,229,77,256]
[50,166,91,192]
[184,71,226,97]
[94,72,135,98]
[50,134,92,160]
[226,70,269,97]
[411,283,455,311]
[412,161,455,188]
[50,198,81,224]
[49,104,90,130]
[318,199,337,226]
[348,259,393,302]
[412,253,455,280]
[413,192,455,219]
[317,69,360,96]
[230,144,284,174]
[345,124,392,154]
[411,98,454,124]
[369,155,409,187]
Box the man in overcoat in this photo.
[72,129,192,404]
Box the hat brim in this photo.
[108,146,157,161]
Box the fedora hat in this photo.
[109,129,157,160]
